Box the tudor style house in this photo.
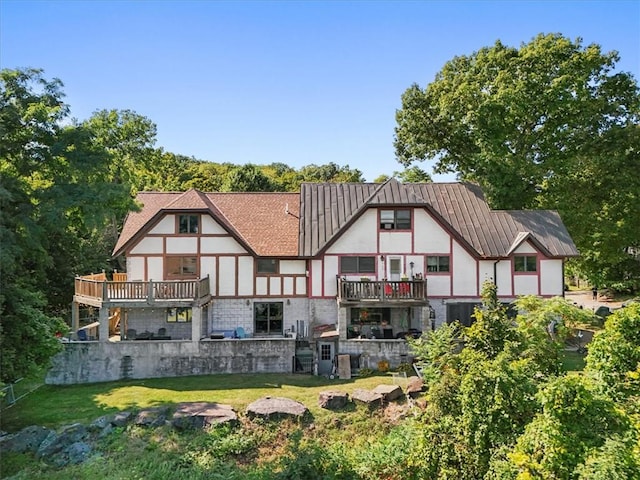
[62,179,578,383]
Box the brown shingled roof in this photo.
[113,190,300,257]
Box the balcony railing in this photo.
[337,278,427,302]
[75,275,211,303]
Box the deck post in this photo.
[98,307,109,342]
[192,305,202,342]
[71,301,80,332]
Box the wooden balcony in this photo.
[337,278,427,304]
[74,274,211,306]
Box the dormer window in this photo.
[380,209,411,230]
[178,215,199,234]
[514,255,537,272]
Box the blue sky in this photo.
[2,1,639,182]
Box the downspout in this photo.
[493,260,499,288]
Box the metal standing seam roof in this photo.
[299,179,579,258]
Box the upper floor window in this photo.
[256,258,279,274]
[514,255,537,272]
[427,255,450,273]
[340,256,376,274]
[166,256,198,279]
[380,209,411,230]
[178,214,199,234]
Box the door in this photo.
[317,342,335,375]
[388,257,402,281]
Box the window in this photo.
[256,258,278,274]
[178,214,199,234]
[167,307,192,323]
[380,209,411,230]
[427,256,450,273]
[166,256,198,278]
[254,302,283,336]
[514,255,537,272]
[340,256,376,274]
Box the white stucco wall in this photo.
[218,256,237,296]
[127,257,145,281]
[166,237,198,254]
[414,209,450,252]
[379,232,412,253]
[201,257,216,287]
[201,214,227,234]
[323,256,339,297]
[514,242,537,254]
[540,259,564,296]
[130,237,163,255]
[200,236,246,254]
[147,257,163,281]
[426,275,451,296]
[514,275,539,295]
[237,256,254,296]
[149,215,175,234]
[280,260,306,274]
[311,260,323,297]
[326,210,377,254]
[452,242,477,296]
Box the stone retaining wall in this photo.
[46,339,297,385]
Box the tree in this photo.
[0,69,135,381]
[585,303,640,402]
[221,164,277,192]
[394,33,640,289]
[497,375,633,479]
[298,162,364,183]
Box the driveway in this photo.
[564,290,623,313]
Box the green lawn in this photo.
[560,349,587,373]
[1,372,403,432]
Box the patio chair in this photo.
[235,326,246,339]
[157,327,167,337]
[126,329,137,340]
[77,329,88,341]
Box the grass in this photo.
[1,371,413,479]
[0,372,402,432]
[560,349,587,373]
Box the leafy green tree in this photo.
[500,375,632,479]
[0,68,134,381]
[299,162,364,183]
[394,165,432,183]
[394,33,640,289]
[221,164,277,192]
[585,303,640,402]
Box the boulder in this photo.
[134,407,170,427]
[246,397,308,420]
[351,389,383,409]
[112,411,133,427]
[36,423,88,459]
[405,377,425,397]
[50,441,93,468]
[0,425,53,454]
[372,384,403,402]
[318,391,349,410]
[172,402,238,430]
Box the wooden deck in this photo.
[337,278,427,303]
[75,274,211,304]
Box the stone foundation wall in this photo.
[46,339,296,385]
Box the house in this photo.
[50,179,578,384]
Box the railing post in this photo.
[147,280,154,302]
[102,281,108,301]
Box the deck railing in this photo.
[337,278,427,302]
[75,275,211,302]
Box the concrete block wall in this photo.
[46,339,297,385]
[209,298,316,338]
